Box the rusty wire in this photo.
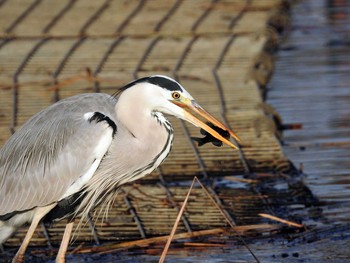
[93,36,125,92]
[154,0,183,32]
[11,37,50,133]
[121,191,147,239]
[0,0,7,8]
[116,0,146,33]
[5,0,42,34]
[191,0,219,32]
[42,0,77,34]
[228,0,252,30]
[51,37,87,102]
[212,34,251,173]
[79,0,112,36]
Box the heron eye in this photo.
[172,92,181,99]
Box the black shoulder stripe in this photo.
[89,112,117,137]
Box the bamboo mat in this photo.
[0,0,312,254]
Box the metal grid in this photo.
[0,0,311,253]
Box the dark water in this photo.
[268,0,350,223]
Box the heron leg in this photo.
[55,221,74,263]
[12,204,56,263]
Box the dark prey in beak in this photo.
[191,122,230,147]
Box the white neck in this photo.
[115,84,168,141]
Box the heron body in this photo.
[0,75,239,262]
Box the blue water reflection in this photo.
[268,0,350,220]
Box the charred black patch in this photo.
[122,76,183,92]
[0,209,31,221]
[44,191,86,223]
[89,112,117,137]
[146,76,182,91]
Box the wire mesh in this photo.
[0,0,312,257]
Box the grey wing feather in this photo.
[0,93,117,216]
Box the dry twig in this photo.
[259,213,304,228]
[159,177,197,263]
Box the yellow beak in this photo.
[173,99,240,150]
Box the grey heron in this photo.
[0,75,239,262]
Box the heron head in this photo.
[139,75,240,149]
